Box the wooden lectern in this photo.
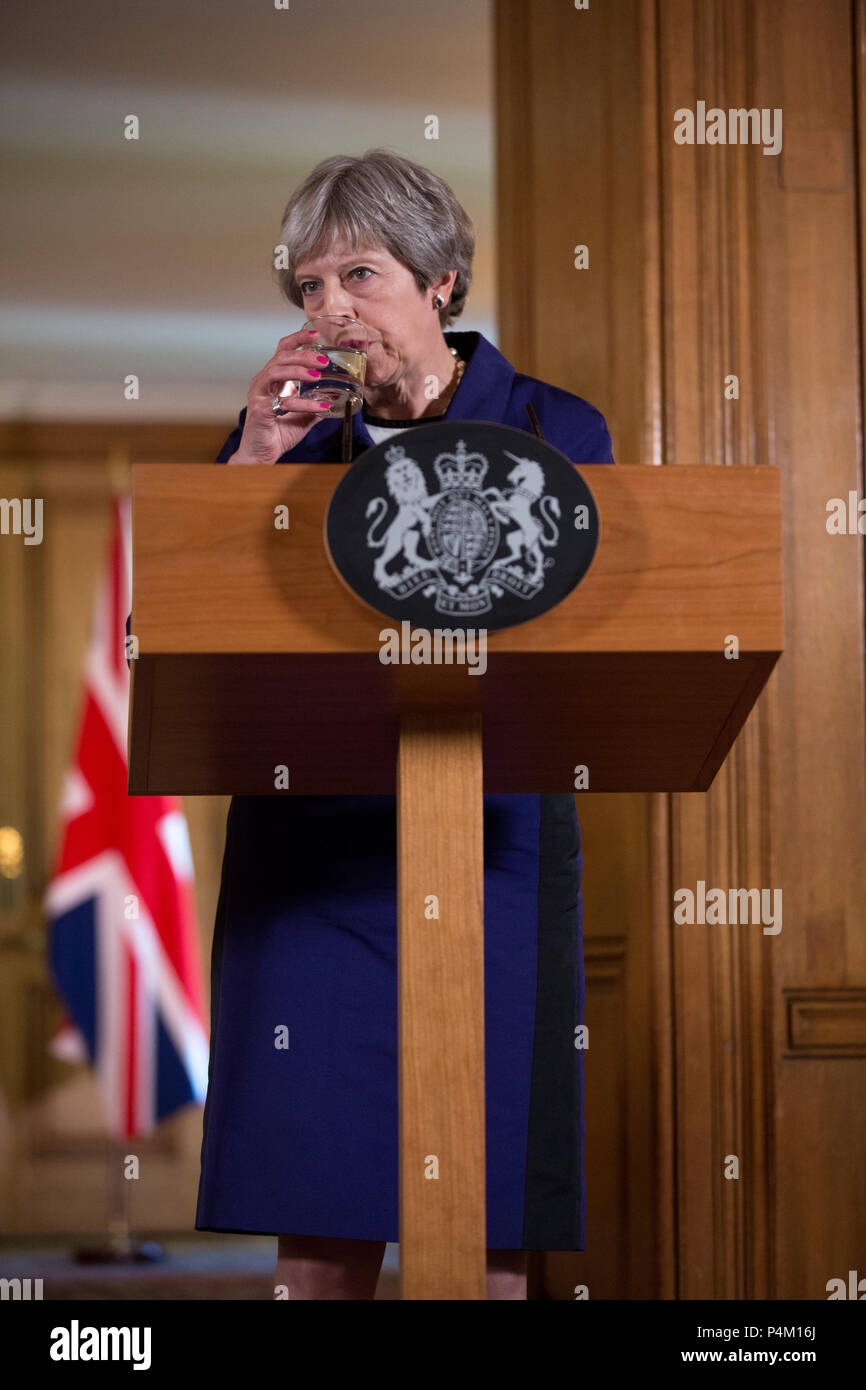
[129,462,782,1300]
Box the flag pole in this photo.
[74,448,162,1266]
[106,1133,133,1257]
[73,1134,163,1265]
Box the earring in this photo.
[433,294,445,309]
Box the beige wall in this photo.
[0,0,496,422]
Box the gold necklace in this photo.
[444,345,466,401]
[363,346,466,421]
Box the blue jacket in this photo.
[201,329,609,1253]
[215,329,615,465]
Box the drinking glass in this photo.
[272,315,370,419]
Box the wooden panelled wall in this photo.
[496,0,866,1299]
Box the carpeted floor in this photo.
[0,1236,400,1300]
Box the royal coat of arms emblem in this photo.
[326,421,599,634]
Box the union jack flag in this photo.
[44,495,208,1138]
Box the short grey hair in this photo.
[274,148,475,327]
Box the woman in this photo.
[195,149,614,1300]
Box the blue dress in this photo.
[194,331,614,1249]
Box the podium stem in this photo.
[397,711,486,1300]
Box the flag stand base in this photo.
[73,1234,165,1265]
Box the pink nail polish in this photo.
[316,354,329,364]
[319,401,331,409]
[307,328,319,335]
[308,368,322,377]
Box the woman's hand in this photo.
[228,328,333,464]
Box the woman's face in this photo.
[293,238,455,387]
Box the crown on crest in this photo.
[433,439,488,490]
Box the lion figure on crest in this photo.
[365,455,438,588]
